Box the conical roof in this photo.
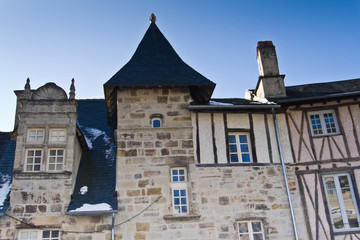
[104,18,216,124]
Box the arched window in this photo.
[150,114,163,128]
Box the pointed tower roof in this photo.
[104,14,216,124]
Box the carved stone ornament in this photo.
[31,82,68,100]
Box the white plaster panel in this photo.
[267,114,280,163]
[338,106,357,158]
[287,111,302,162]
[330,135,347,159]
[252,114,270,163]
[226,113,250,129]
[198,113,214,164]
[350,104,360,157]
[213,113,227,164]
[277,113,294,163]
[191,112,199,163]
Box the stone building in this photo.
[0,14,359,240]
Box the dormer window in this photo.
[27,129,44,143]
[150,114,163,128]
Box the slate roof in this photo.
[0,132,15,215]
[67,99,117,215]
[269,78,360,104]
[104,22,216,124]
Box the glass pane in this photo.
[57,150,63,155]
[50,150,56,155]
[242,154,250,162]
[173,176,178,182]
[342,188,352,201]
[348,215,360,228]
[230,154,239,162]
[179,169,184,175]
[28,151,34,156]
[49,164,55,170]
[21,232,28,239]
[239,135,248,143]
[173,190,179,197]
[43,230,50,238]
[179,176,185,182]
[35,150,42,156]
[34,165,40,171]
[174,198,179,205]
[228,135,236,143]
[324,177,335,189]
[57,157,63,163]
[229,145,237,152]
[238,222,248,233]
[174,206,180,213]
[51,230,59,237]
[240,144,249,152]
[253,233,264,240]
[49,157,55,163]
[172,169,178,175]
[30,232,37,239]
[344,201,356,215]
[239,234,250,240]
[56,164,63,170]
[339,176,349,188]
[181,206,187,213]
[180,190,186,196]
[153,120,161,128]
[26,165,32,171]
[333,215,344,229]
[252,221,262,232]
[181,197,187,204]
[35,158,41,163]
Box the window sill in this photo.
[163,214,201,223]
[14,171,72,180]
[334,229,360,235]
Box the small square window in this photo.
[20,231,38,240]
[237,221,265,240]
[152,118,162,128]
[25,149,42,172]
[42,230,60,240]
[49,129,66,142]
[228,132,252,163]
[27,129,44,143]
[308,110,340,136]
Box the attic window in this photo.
[150,114,163,128]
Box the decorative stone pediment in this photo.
[32,82,68,100]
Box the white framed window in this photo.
[323,173,360,231]
[20,230,60,240]
[170,167,188,214]
[25,149,42,172]
[308,110,340,136]
[237,220,265,240]
[49,129,66,142]
[27,129,44,143]
[47,148,65,171]
[228,132,252,163]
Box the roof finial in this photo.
[69,78,75,99]
[149,13,156,23]
[24,77,31,98]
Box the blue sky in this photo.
[1,1,359,131]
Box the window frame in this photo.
[27,128,45,143]
[237,220,265,240]
[47,148,65,172]
[170,167,189,215]
[24,149,43,172]
[322,173,360,232]
[307,109,340,137]
[49,128,67,143]
[151,117,162,128]
[19,230,60,240]
[227,132,253,163]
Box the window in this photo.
[20,230,60,240]
[308,110,340,136]
[152,118,162,128]
[170,167,188,214]
[228,132,252,163]
[237,221,265,240]
[47,149,64,171]
[25,149,42,172]
[27,129,44,143]
[323,173,360,231]
[49,129,66,142]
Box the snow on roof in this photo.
[68,203,112,212]
[0,175,11,210]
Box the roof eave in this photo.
[273,92,360,105]
[66,209,117,216]
[188,104,280,111]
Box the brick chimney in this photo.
[254,41,286,99]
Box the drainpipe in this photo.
[271,108,299,240]
[112,213,115,240]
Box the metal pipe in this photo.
[271,108,299,240]
[112,213,115,240]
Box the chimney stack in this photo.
[254,41,286,99]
